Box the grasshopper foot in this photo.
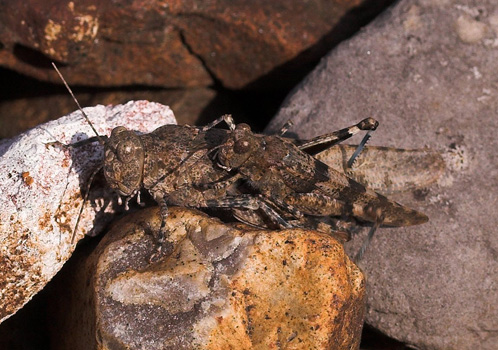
[147,200,170,263]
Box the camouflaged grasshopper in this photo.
[53,64,438,260]
[313,144,445,196]
[209,118,436,260]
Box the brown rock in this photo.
[49,207,365,350]
[0,0,364,89]
[0,87,216,139]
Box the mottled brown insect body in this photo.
[53,61,437,258]
[216,122,428,228]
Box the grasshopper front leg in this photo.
[157,196,170,246]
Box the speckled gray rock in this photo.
[268,1,498,349]
[0,101,174,324]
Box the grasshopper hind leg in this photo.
[201,114,236,131]
[295,117,378,152]
[353,209,385,263]
[346,130,373,168]
[294,118,378,170]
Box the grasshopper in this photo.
[209,119,430,260]
[52,64,431,261]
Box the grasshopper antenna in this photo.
[70,164,103,244]
[52,62,107,244]
[51,62,105,146]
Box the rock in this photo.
[0,87,216,139]
[0,0,366,89]
[0,101,174,323]
[49,207,365,350]
[267,1,498,349]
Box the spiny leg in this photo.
[277,120,294,136]
[347,130,373,168]
[353,209,385,263]
[257,200,293,228]
[201,114,236,131]
[157,197,170,246]
[147,197,170,263]
[206,195,292,228]
[194,172,243,191]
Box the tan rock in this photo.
[50,207,365,350]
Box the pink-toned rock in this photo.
[49,207,366,350]
[0,101,174,323]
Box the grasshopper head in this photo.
[218,123,259,170]
[103,126,145,197]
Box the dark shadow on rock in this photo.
[197,0,398,131]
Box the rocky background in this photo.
[0,0,395,138]
[1,0,497,349]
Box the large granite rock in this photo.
[267,1,498,349]
[0,101,173,323]
[49,207,366,350]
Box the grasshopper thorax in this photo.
[103,126,145,197]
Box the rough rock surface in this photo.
[0,87,216,139]
[268,1,498,349]
[0,101,174,323]
[49,207,365,350]
[0,0,364,89]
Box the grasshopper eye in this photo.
[117,140,138,162]
[234,138,251,154]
